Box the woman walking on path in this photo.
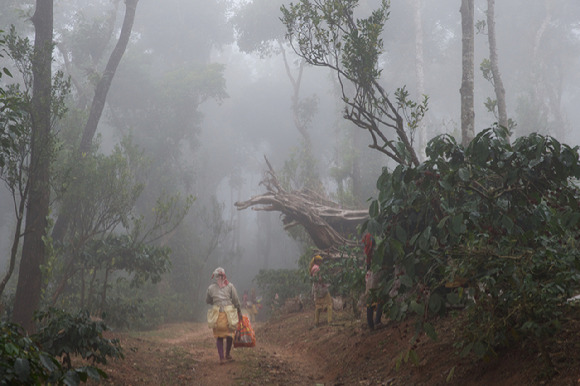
[206,267,242,364]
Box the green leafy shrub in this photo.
[321,255,366,315]
[102,290,192,330]
[368,126,580,364]
[34,308,123,370]
[0,321,58,385]
[253,268,310,315]
[1,318,110,385]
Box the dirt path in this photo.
[91,309,580,385]
[96,320,324,385]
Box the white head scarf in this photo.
[212,267,228,288]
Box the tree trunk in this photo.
[79,0,139,154]
[528,0,565,137]
[12,0,53,333]
[52,0,139,243]
[350,127,363,202]
[235,158,368,257]
[280,42,310,147]
[486,0,508,130]
[411,0,426,159]
[0,183,28,298]
[460,0,475,147]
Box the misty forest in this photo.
[1,0,580,384]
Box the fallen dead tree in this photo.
[234,157,369,259]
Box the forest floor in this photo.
[88,306,580,385]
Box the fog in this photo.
[0,0,579,322]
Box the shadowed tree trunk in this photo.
[12,0,53,333]
[460,0,475,147]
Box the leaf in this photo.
[437,215,449,229]
[500,215,514,232]
[40,353,58,372]
[446,292,460,305]
[369,200,379,217]
[389,303,401,320]
[395,353,402,371]
[458,167,470,181]
[410,300,424,316]
[438,179,453,191]
[423,322,438,341]
[473,341,487,358]
[460,342,473,357]
[63,369,81,386]
[429,293,443,313]
[451,214,466,234]
[409,349,419,365]
[395,225,407,243]
[446,366,456,382]
[14,358,30,380]
[400,275,413,288]
[4,342,18,355]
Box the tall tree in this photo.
[12,0,53,333]
[51,0,139,243]
[281,0,422,167]
[485,0,508,129]
[460,0,475,146]
[78,0,138,154]
[411,0,426,158]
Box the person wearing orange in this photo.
[309,255,333,326]
[206,267,242,364]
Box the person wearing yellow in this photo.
[206,267,242,364]
[362,233,384,331]
[309,255,333,326]
[241,288,259,323]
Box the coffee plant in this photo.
[366,125,580,365]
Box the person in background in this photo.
[309,255,333,326]
[206,267,242,364]
[242,290,249,308]
[362,233,384,331]
[248,288,259,322]
[241,289,251,321]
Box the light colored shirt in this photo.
[206,282,241,312]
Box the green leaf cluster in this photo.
[0,29,28,171]
[1,321,57,385]
[82,234,171,288]
[1,316,112,385]
[369,125,580,358]
[321,255,365,299]
[34,308,123,370]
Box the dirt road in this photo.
[96,319,326,385]
[92,308,580,385]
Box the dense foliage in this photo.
[366,126,580,364]
[34,308,123,370]
[0,307,123,385]
[253,268,311,314]
[0,31,25,171]
[0,321,58,385]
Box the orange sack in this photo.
[234,315,256,348]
